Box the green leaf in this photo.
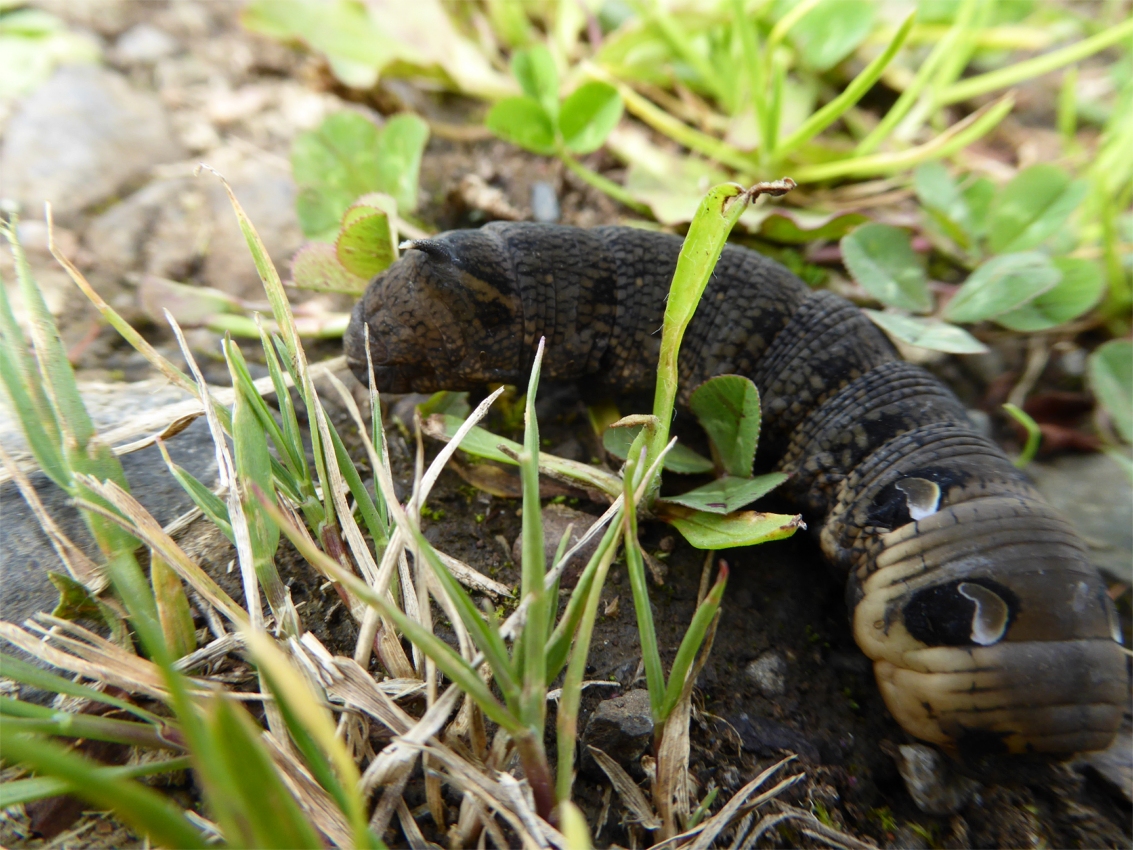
[560,81,623,154]
[511,44,559,124]
[416,391,471,419]
[864,310,988,354]
[602,424,714,474]
[783,0,875,71]
[290,242,369,295]
[336,210,396,279]
[1088,339,1132,443]
[943,252,1063,323]
[962,177,995,241]
[994,257,1105,331]
[372,113,429,214]
[661,474,787,514]
[485,96,557,155]
[661,505,803,550]
[914,162,972,248]
[292,111,382,240]
[986,164,1088,253]
[840,224,932,313]
[688,375,762,477]
[750,210,867,244]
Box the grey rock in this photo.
[0,65,184,219]
[530,181,560,223]
[893,744,978,815]
[512,503,601,588]
[745,651,786,697]
[201,159,303,299]
[1073,699,1132,804]
[114,23,180,64]
[83,177,208,283]
[0,382,219,630]
[581,689,654,774]
[1028,453,1133,583]
[731,712,820,763]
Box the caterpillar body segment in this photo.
[345,222,1127,755]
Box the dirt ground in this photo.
[2,2,1130,848]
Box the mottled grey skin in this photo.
[346,222,1127,756]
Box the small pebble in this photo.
[530,180,560,223]
[894,743,978,815]
[115,23,180,64]
[745,651,786,697]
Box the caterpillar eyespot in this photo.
[345,222,1127,756]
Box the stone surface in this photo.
[744,650,786,697]
[530,181,560,223]
[201,158,303,300]
[0,65,184,219]
[581,689,654,775]
[730,711,820,763]
[114,23,180,65]
[512,503,602,588]
[893,743,978,815]
[1028,453,1133,583]
[83,177,208,283]
[0,382,220,630]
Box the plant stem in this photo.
[559,151,652,216]
[938,17,1133,106]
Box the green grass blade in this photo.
[545,515,622,682]
[938,17,1133,106]
[0,756,192,809]
[157,440,233,539]
[258,490,522,734]
[0,729,208,849]
[2,223,94,451]
[0,704,180,751]
[203,692,325,849]
[0,267,66,485]
[555,527,619,801]
[326,416,388,547]
[518,339,549,736]
[659,563,727,722]
[796,94,1013,182]
[622,447,665,722]
[245,630,374,848]
[776,13,914,157]
[0,653,162,724]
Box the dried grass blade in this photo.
[0,443,105,590]
[587,745,661,830]
[684,757,802,850]
[73,476,247,626]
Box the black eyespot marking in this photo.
[902,578,1019,647]
[866,467,969,531]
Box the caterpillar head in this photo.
[345,231,525,393]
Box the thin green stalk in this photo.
[0,730,208,849]
[591,67,757,175]
[855,0,978,155]
[0,757,192,809]
[776,14,914,159]
[938,17,1133,106]
[555,531,620,801]
[622,448,665,722]
[559,151,652,215]
[765,0,822,56]
[732,0,768,156]
[1003,403,1041,468]
[795,94,1013,182]
[646,0,731,110]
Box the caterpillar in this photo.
[344,222,1127,756]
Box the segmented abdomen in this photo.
[345,222,1127,755]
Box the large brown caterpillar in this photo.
[345,222,1127,756]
